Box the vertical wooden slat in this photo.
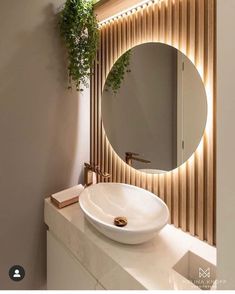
[187,157,196,235]
[152,1,159,42]
[141,172,147,191]
[139,6,144,43]
[116,157,121,183]
[130,10,135,47]
[100,30,105,181]
[93,38,98,167]
[166,172,172,223]
[166,0,173,45]
[121,161,126,183]
[126,14,131,51]
[195,0,205,241]
[129,12,136,189]
[105,24,110,77]
[159,174,165,202]
[121,16,127,53]
[159,0,165,43]
[186,0,196,236]
[93,0,215,245]
[125,164,131,185]
[195,0,205,76]
[212,0,216,246]
[173,0,180,48]
[146,2,153,42]
[113,18,118,62]
[104,24,110,181]
[97,33,102,183]
[179,2,188,229]
[106,24,113,179]
[127,36,134,185]
[107,21,115,183]
[171,0,180,229]
[180,164,187,231]
[146,174,153,193]
[135,171,141,188]
[136,7,142,45]
[130,169,136,186]
[204,0,215,245]
[180,0,188,54]
[90,52,95,165]
[117,16,122,59]
[153,174,159,196]
[143,5,147,43]
[195,142,204,239]
[188,0,196,61]
[173,170,179,227]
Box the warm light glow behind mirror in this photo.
[101,42,208,174]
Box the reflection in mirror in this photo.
[102,43,207,174]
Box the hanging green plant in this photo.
[59,0,99,91]
[105,50,132,94]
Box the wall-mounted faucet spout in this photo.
[84,162,111,186]
[125,152,151,167]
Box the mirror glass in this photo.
[101,43,207,174]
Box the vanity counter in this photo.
[44,198,216,290]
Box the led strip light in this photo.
[99,0,163,26]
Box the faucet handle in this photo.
[84,162,92,168]
[96,166,111,178]
[84,162,111,178]
[100,171,111,179]
[84,162,99,170]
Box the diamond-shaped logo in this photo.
[199,267,210,278]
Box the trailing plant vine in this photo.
[105,50,132,94]
[59,0,99,91]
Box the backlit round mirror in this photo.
[101,43,207,174]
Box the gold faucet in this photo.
[84,162,111,186]
[125,152,151,166]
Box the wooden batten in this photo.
[94,0,148,22]
[91,0,216,245]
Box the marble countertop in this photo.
[44,198,216,290]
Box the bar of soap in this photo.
[50,184,84,209]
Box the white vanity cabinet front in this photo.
[47,232,105,290]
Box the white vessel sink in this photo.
[79,183,169,244]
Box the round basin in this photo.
[79,183,169,244]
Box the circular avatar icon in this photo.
[9,265,25,282]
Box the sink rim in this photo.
[79,182,169,234]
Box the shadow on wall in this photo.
[0,2,89,290]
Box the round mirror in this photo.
[102,43,207,174]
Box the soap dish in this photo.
[51,184,84,209]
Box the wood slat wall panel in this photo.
[92,0,215,245]
[173,169,179,227]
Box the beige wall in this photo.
[0,0,89,289]
[217,0,235,290]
